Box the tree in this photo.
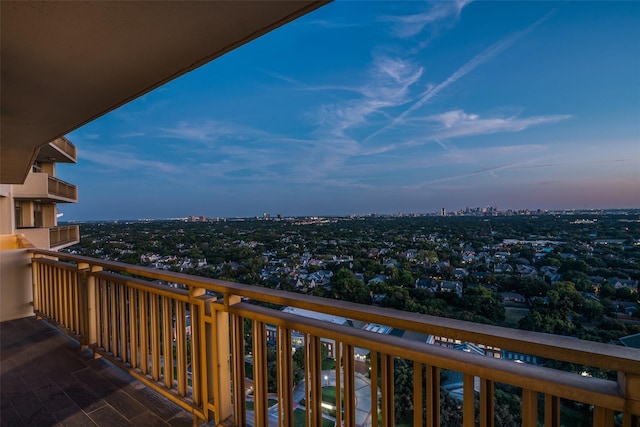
[330,268,371,304]
[615,286,637,302]
[581,300,604,321]
[600,283,615,299]
[439,391,463,426]
[496,276,548,298]
[519,282,584,335]
[397,270,415,288]
[559,259,590,274]
[393,358,414,424]
[383,288,411,311]
[547,281,584,319]
[461,286,505,323]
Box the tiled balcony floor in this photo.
[1,317,195,427]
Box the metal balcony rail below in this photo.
[29,249,640,427]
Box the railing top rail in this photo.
[50,225,78,231]
[51,137,76,154]
[232,302,626,412]
[94,270,191,301]
[47,175,75,188]
[30,249,640,374]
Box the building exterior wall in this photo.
[0,192,13,234]
[0,237,34,321]
[0,140,78,321]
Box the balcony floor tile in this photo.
[0,317,201,427]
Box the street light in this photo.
[324,375,329,387]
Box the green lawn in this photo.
[503,306,529,327]
[300,386,341,407]
[293,408,335,427]
[322,386,337,405]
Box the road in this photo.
[245,368,375,426]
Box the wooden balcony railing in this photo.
[49,225,80,248]
[13,172,78,202]
[29,249,640,427]
[49,137,77,162]
[47,175,77,201]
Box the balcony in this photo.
[16,225,80,251]
[13,173,78,203]
[5,249,640,426]
[50,225,80,249]
[1,317,194,427]
[35,138,78,164]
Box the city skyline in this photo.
[60,1,640,220]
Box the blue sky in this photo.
[61,1,640,220]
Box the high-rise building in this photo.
[1,137,79,251]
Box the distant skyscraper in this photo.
[263,212,270,220]
[441,208,446,216]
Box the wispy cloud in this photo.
[301,19,366,30]
[157,120,270,143]
[415,110,572,140]
[382,0,473,38]
[311,54,423,140]
[280,54,426,179]
[423,161,541,184]
[119,132,145,138]
[79,146,178,173]
[367,12,553,141]
[417,156,631,187]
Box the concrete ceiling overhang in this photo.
[1,0,329,184]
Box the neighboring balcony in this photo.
[13,173,78,203]
[50,225,80,249]
[4,249,640,427]
[17,225,80,250]
[36,137,78,164]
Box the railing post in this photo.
[307,335,322,427]
[252,319,268,427]
[369,350,378,427]
[544,394,560,427]
[78,263,101,349]
[463,374,476,427]
[342,343,355,427]
[192,287,238,425]
[31,253,43,315]
[381,354,394,427]
[413,362,422,427]
[231,308,246,427]
[479,378,494,427]
[425,365,440,427]
[277,326,293,427]
[593,406,614,427]
[521,389,538,427]
[216,294,239,424]
[619,372,640,427]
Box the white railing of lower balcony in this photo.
[29,249,640,427]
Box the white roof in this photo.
[281,307,349,325]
